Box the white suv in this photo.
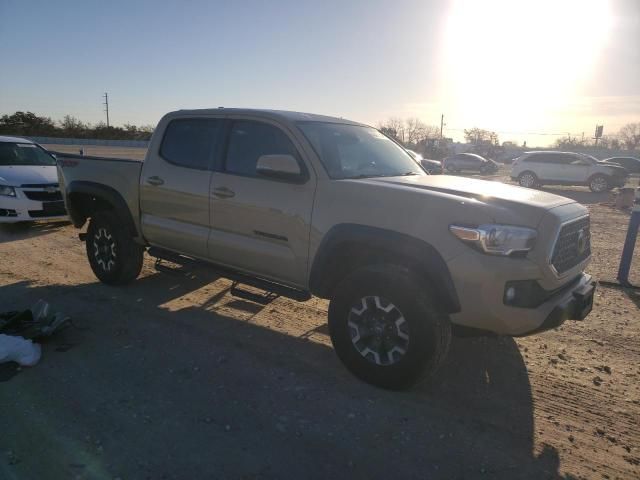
[511,151,628,192]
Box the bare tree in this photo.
[618,122,640,151]
[464,128,499,146]
[378,117,439,146]
[554,135,584,149]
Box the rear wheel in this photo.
[589,174,609,193]
[518,171,538,188]
[328,264,451,390]
[86,210,144,285]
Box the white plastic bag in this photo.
[0,334,42,366]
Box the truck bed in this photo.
[54,151,144,234]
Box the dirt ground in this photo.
[0,148,639,479]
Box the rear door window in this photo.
[160,118,222,170]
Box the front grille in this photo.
[28,201,66,218]
[551,216,591,275]
[23,190,63,201]
[20,183,58,188]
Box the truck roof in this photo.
[169,108,366,126]
[0,135,34,144]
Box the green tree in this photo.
[59,115,88,138]
[0,111,57,136]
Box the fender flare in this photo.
[66,180,138,236]
[309,224,460,313]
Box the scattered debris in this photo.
[0,300,71,367]
[0,334,41,366]
[0,300,70,339]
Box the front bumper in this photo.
[0,193,67,223]
[514,275,595,336]
[447,247,594,336]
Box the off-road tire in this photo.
[518,171,539,188]
[328,264,451,390]
[86,210,144,285]
[588,174,610,193]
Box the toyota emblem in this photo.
[576,228,587,255]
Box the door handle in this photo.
[147,176,164,186]
[212,187,235,199]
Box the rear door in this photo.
[563,154,591,182]
[140,117,224,258]
[208,118,316,287]
[539,153,571,181]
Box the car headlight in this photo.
[0,186,16,197]
[449,224,537,256]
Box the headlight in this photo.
[0,186,16,197]
[449,224,537,256]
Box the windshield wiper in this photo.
[347,173,389,179]
[346,171,420,179]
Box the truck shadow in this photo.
[0,220,70,244]
[539,187,609,205]
[0,275,575,480]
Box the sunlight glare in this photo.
[442,0,613,136]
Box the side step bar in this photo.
[147,246,311,302]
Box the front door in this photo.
[140,118,224,258]
[208,119,315,288]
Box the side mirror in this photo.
[256,154,303,181]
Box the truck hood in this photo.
[354,174,581,227]
[366,175,575,209]
[0,165,59,186]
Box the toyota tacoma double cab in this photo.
[57,109,596,389]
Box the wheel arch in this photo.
[66,181,139,237]
[309,224,460,313]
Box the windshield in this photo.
[0,142,56,166]
[297,122,424,179]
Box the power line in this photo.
[442,126,624,138]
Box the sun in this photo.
[441,0,613,138]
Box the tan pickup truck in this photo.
[57,108,595,389]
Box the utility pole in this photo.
[440,114,444,139]
[103,92,110,128]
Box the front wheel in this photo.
[86,210,144,285]
[518,171,538,188]
[328,264,451,390]
[589,175,610,193]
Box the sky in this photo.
[0,0,638,146]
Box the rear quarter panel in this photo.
[57,156,144,234]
